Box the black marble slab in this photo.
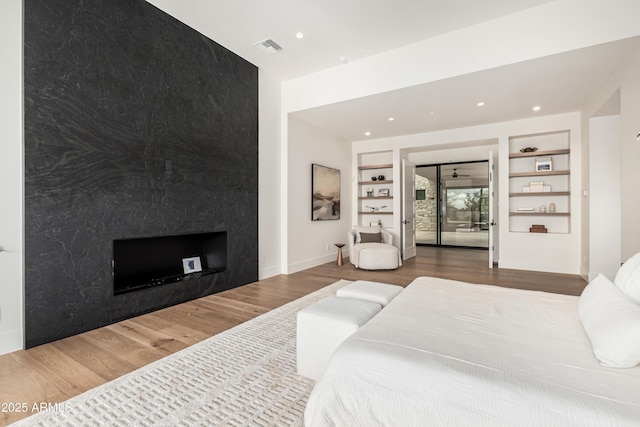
[24,0,258,348]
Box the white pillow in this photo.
[579,274,640,368]
[614,253,640,304]
[353,225,381,243]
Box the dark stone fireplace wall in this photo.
[24,0,258,348]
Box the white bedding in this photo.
[305,277,640,426]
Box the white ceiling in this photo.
[146,0,555,80]
[146,0,637,143]
[293,39,636,141]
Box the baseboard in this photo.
[259,264,281,280]
[0,328,23,356]
[586,271,615,281]
[287,253,336,274]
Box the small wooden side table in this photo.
[334,243,346,266]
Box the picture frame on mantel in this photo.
[311,163,341,221]
[182,256,202,274]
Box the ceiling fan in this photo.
[451,168,470,178]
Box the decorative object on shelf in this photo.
[538,205,547,213]
[365,205,387,213]
[312,163,340,221]
[535,157,552,172]
[520,147,538,153]
[366,188,374,197]
[529,181,544,192]
[369,219,381,227]
[517,207,535,212]
[378,188,390,197]
[548,202,556,213]
[530,224,548,233]
[377,175,385,181]
[371,176,377,181]
[182,256,202,274]
[520,181,554,192]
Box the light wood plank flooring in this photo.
[0,247,586,426]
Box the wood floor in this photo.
[0,247,586,426]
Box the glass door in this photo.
[415,161,489,248]
[415,165,438,245]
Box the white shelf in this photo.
[508,132,571,233]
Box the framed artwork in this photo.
[312,164,340,221]
[378,188,390,197]
[182,256,202,274]
[535,157,552,172]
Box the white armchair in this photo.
[348,226,402,270]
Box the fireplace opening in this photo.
[113,231,227,295]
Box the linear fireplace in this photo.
[113,231,227,295]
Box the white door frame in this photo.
[0,0,25,355]
[488,151,497,268]
[401,159,416,260]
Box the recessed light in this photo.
[295,32,304,39]
[388,117,395,121]
[477,102,485,107]
[532,105,541,111]
[365,131,371,136]
[338,56,348,64]
[429,111,435,115]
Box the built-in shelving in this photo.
[508,148,570,159]
[509,170,569,178]
[358,179,394,185]
[357,160,394,226]
[359,164,393,170]
[508,131,571,233]
[509,191,570,197]
[509,212,570,217]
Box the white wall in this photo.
[497,113,582,274]
[581,40,640,271]
[618,45,640,261]
[0,0,24,355]
[258,71,282,279]
[286,117,351,273]
[589,115,621,280]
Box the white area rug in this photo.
[13,280,350,427]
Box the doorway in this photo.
[415,161,489,249]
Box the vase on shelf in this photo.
[548,202,556,213]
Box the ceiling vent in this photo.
[254,39,283,55]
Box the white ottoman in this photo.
[297,296,381,380]
[358,245,401,270]
[336,280,403,307]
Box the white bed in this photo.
[305,276,640,426]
